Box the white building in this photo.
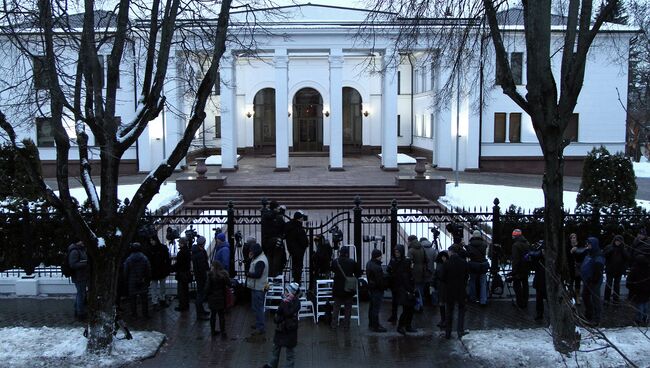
[1,5,635,177]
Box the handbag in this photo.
[336,260,357,293]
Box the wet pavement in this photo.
[0,292,639,368]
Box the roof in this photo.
[495,7,568,26]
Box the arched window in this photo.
[253,88,276,149]
[343,87,362,148]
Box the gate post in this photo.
[353,196,362,264]
[308,227,315,292]
[227,200,236,278]
[390,199,398,253]
[490,198,501,275]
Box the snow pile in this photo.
[205,154,241,165]
[440,183,650,212]
[463,327,650,368]
[377,153,417,164]
[0,327,165,367]
[633,159,650,178]
[59,183,181,212]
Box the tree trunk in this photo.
[86,247,120,354]
[542,137,580,353]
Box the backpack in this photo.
[61,248,73,278]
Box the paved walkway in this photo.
[0,294,638,368]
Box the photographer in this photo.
[173,237,191,312]
[261,201,286,277]
[466,230,489,306]
[527,240,546,321]
[313,235,333,279]
[285,211,309,283]
[511,229,531,309]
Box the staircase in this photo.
[184,185,437,210]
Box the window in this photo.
[33,56,49,90]
[397,115,401,136]
[98,55,120,89]
[509,113,522,143]
[421,68,427,92]
[413,68,419,93]
[564,113,579,142]
[430,113,435,139]
[214,71,220,95]
[430,62,436,92]
[496,52,524,86]
[397,71,401,95]
[215,116,221,138]
[494,113,506,143]
[36,117,55,147]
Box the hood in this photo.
[409,239,422,249]
[613,235,624,244]
[395,244,405,259]
[420,239,432,248]
[339,245,350,257]
[587,237,601,254]
[250,242,263,258]
[216,233,226,242]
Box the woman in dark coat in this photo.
[205,260,230,337]
[263,282,302,368]
[433,251,449,328]
[603,235,629,304]
[391,244,417,335]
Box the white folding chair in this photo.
[298,296,317,323]
[315,279,334,321]
[264,275,285,312]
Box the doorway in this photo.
[292,87,323,152]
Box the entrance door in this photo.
[253,88,276,153]
[293,88,323,152]
[343,87,362,153]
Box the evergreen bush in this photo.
[576,146,637,208]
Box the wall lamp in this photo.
[246,111,253,118]
[363,110,369,117]
[324,110,330,117]
[288,112,292,117]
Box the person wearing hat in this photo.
[123,242,152,318]
[145,235,171,309]
[331,245,362,330]
[466,230,489,306]
[263,282,302,368]
[285,211,309,283]
[366,249,387,332]
[246,241,269,342]
[603,234,629,304]
[212,232,231,275]
[511,229,531,309]
[173,237,192,311]
[407,235,427,312]
[581,236,605,325]
[632,228,650,259]
[67,239,88,320]
[440,244,469,339]
[192,235,210,320]
[261,200,286,277]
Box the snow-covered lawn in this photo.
[633,159,650,178]
[440,183,650,212]
[60,183,180,212]
[464,327,650,368]
[377,153,417,164]
[0,327,165,367]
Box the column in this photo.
[220,53,238,171]
[381,49,398,171]
[328,49,344,171]
[274,49,290,171]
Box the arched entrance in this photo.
[343,87,363,152]
[292,87,323,152]
[253,88,276,152]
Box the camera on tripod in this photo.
[184,225,197,243]
[234,230,243,246]
[363,235,386,243]
[429,226,441,239]
[166,227,180,242]
[445,222,464,242]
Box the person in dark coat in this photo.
[212,232,231,274]
[331,245,361,330]
[192,236,210,320]
[146,235,171,309]
[527,240,546,321]
[433,251,449,328]
[581,236,605,325]
[511,229,531,309]
[263,282,301,368]
[626,255,650,325]
[285,211,309,283]
[313,235,333,279]
[205,260,230,338]
[123,242,152,318]
[440,246,469,339]
[466,230,489,306]
[570,232,588,305]
[421,237,437,305]
[68,240,88,319]
[631,228,650,259]
[366,249,387,332]
[389,244,417,335]
[173,237,191,312]
[603,235,629,304]
[407,235,426,312]
[261,201,286,277]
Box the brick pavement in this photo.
[0,294,639,368]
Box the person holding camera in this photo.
[466,230,489,306]
[123,242,152,319]
[146,235,171,309]
[285,211,309,284]
[366,249,387,332]
[192,236,210,320]
[511,229,531,309]
[439,246,468,339]
[173,237,192,312]
[261,201,287,277]
[262,282,302,368]
[331,245,361,330]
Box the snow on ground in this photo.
[58,183,180,212]
[205,154,241,165]
[463,327,650,368]
[377,153,417,164]
[0,327,165,367]
[398,208,454,247]
[633,158,650,178]
[440,183,650,212]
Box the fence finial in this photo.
[354,195,361,208]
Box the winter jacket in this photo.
[365,258,386,291]
[191,245,209,283]
[580,237,605,285]
[273,293,301,348]
[603,236,629,276]
[422,241,437,283]
[626,256,650,303]
[213,242,231,273]
[123,251,151,296]
[511,236,531,280]
[174,245,192,282]
[466,237,488,263]
[439,253,468,304]
[246,243,268,291]
[407,239,427,283]
[205,269,230,310]
[529,250,546,290]
[332,256,361,298]
[631,236,650,259]
[261,209,285,242]
[146,241,171,281]
[433,258,447,304]
[285,219,309,256]
[67,243,88,283]
[388,245,416,306]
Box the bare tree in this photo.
[0,0,235,353]
[364,0,625,353]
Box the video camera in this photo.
[212,227,222,236]
[184,225,197,243]
[445,222,464,242]
[234,230,243,246]
[363,235,386,243]
[329,225,343,244]
[430,226,441,240]
[166,227,180,242]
